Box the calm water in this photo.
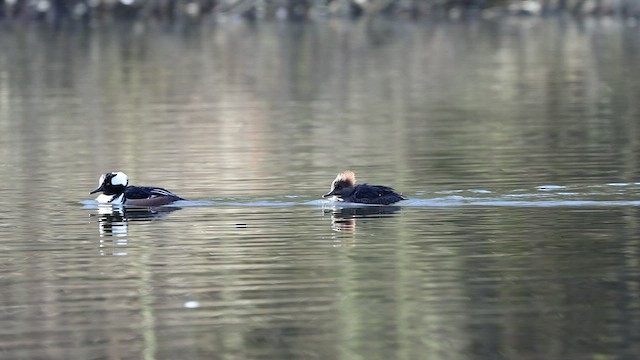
[1,18,640,359]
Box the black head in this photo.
[90,172,129,195]
[323,171,356,198]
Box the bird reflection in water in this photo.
[324,205,401,246]
[90,206,181,255]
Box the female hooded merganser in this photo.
[323,171,406,205]
[90,172,184,206]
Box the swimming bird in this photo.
[323,171,406,205]
[90,172,184,206]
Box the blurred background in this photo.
[1,0,640,24]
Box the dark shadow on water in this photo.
[90,206,182,237]
[121,206,183,221]
[324,205,402,233]
[326,205,403,218]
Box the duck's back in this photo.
[350,184,406,205]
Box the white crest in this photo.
[111,172,128,186]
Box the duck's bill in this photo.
[90,185,104,194]
[323,190,336,198]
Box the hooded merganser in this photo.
[323,171,407,205]
[90,172,184,206]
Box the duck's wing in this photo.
[125,186,183,200]
[353,184,406,205]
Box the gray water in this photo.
[1,18,640,359]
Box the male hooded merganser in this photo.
[90,172,184,206]
[323,171,406,205]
